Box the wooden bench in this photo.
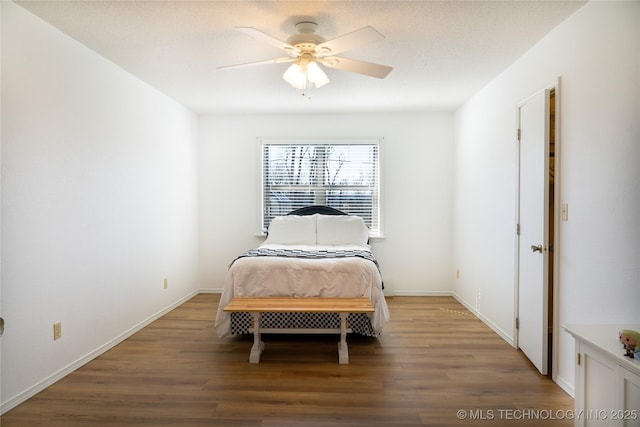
[223,297,375,364]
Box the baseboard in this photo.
[200,288,454,298]
[1,289,200,415]
[451,292,515,347]
[554,375,575,398]
[201,288,452,297]
[198,287,223,294]
[391,290,454,297]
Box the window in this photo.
[261,138,382,236]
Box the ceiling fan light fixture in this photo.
[307,61,330,88]
[283,62,308,90]
[283,59,329,90]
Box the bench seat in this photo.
[224,297,374,364]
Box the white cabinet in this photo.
[564,325,640,427]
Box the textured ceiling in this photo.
[15,1,586,114]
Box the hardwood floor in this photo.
[2,294,574,426]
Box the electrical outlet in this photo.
[53,322,62,340]
[561,203,568,221]
[164,277,168,289]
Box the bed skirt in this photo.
[230,312,377,337]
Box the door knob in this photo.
[531,244,543,253]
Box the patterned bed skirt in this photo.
[230,312,377,337]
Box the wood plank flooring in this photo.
[2,294,574,426]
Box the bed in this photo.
[215,206,389,339]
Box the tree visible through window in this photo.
[261,139,381,235]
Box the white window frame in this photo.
[258,137,384,238]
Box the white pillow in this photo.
[316,214,369,246]
[264,214,317,245]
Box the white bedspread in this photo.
[215,244,390,338]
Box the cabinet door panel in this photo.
[584,352,617,426]
[621,368,640,427]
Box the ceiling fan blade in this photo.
[315,26,384,56]
[218,57,296,70]
[320,56,393,79]
[235,27,299,56]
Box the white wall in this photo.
[199,112,454,296]
[1,2,200,411]
[453,0,640,395]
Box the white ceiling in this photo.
[15,1,585,114]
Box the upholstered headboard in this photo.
[287,205,347,216]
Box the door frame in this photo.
[514,77,561,380]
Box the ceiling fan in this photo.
[218,21,393,90]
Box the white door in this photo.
[517,89,550,375]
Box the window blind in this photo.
[262,140,381,235]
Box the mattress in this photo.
[215,244,389,338]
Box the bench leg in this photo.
[249,312,264,363]
[338,313,349,364]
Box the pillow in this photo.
[263,214,317,245]
[316,214,369,246]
